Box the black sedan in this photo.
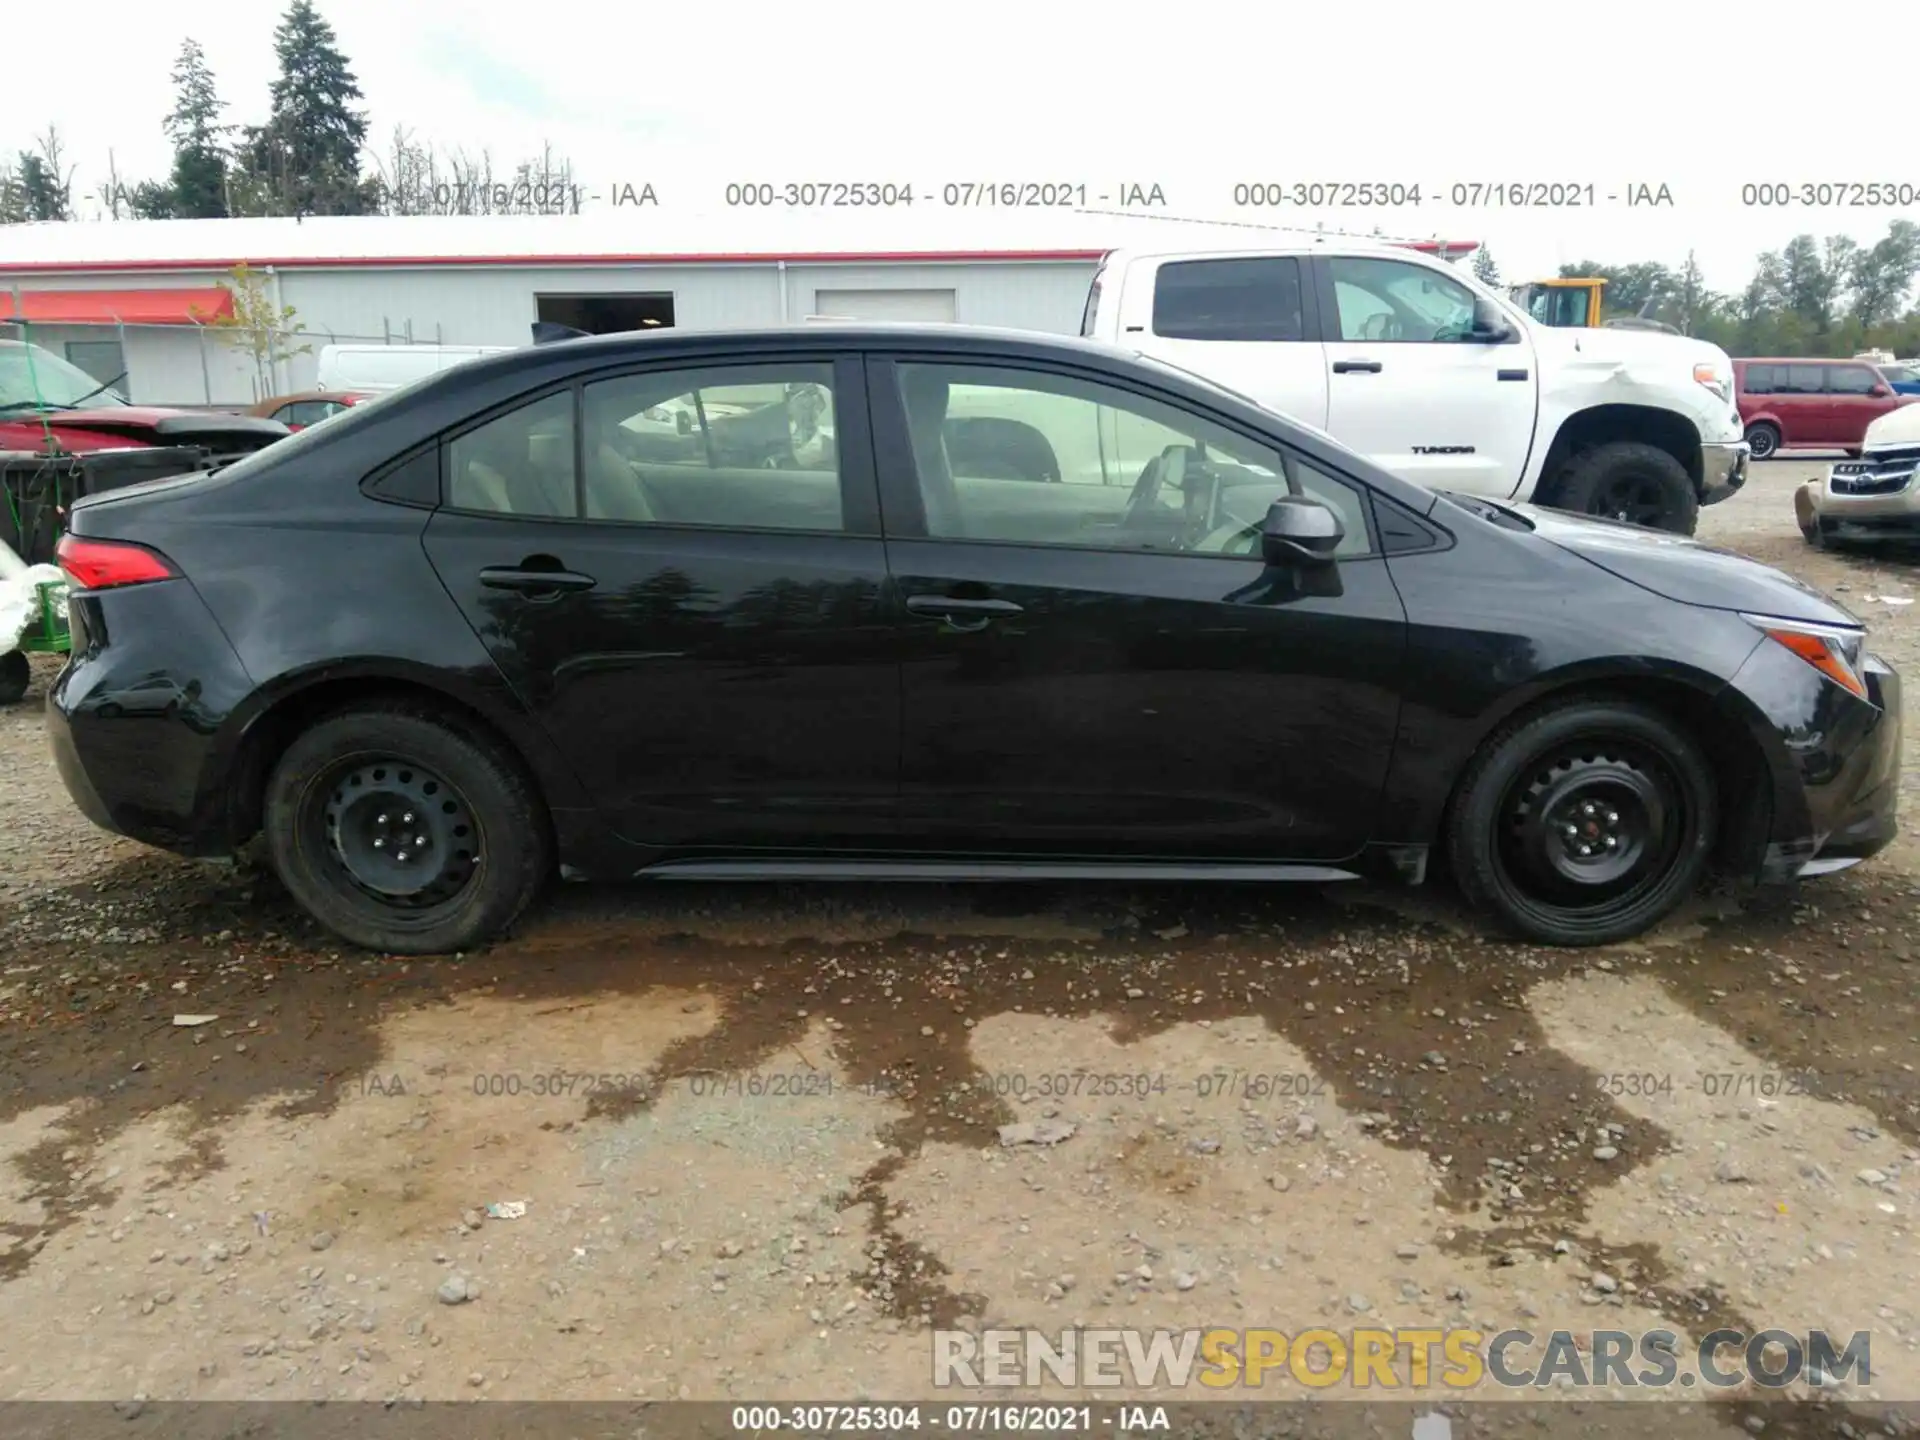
[44,324,1901,955]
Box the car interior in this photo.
[441,363,1369,557]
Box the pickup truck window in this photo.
[1327,257,1478,344]
[1151,258,1304,342]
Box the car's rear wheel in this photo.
[1546,442,1699,535]
[264,704,551,954]
[1447,699,1717,946]
[0,650,29,705]
[1744,422,1780,461]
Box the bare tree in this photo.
[371,130,580,215]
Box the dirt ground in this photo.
[2,457,1918,1435]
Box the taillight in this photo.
[55,534,180,590]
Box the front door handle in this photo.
[905,594,1023,632]
[479,563,597,594]
[1333,359,1383,374]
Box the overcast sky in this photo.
[9,0,1917,290]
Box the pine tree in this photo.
[234,0,373,216]
[163,39,231,218]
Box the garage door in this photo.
[812,288,958,322]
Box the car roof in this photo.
[1096,239,1444,265]
[521,321,1135,360]
[1737,356,1865,365]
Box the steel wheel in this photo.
[1493,740,1689,927]
[317,756,481,911]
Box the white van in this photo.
[316,343,513,394]
[1081,243,1749,535]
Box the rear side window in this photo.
[1151,258,1305,342]
[1742,365,1777,393]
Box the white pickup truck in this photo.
[1080,243,1749,535]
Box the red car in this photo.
[0,338,287,461]
[1734,356,1917,460]
[246,389,371,431]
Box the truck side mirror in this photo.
[1470,297,1516,343]
[1260,495,1343,568]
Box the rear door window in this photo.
[1151,258,1306,342]
[1785,364,1829,394]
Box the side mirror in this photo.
[1260,495,1344,568]
[1870,384,1892,398]
[1470,297,1516,343]
[675,409,692,435]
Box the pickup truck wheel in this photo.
[1447,698,1717,946]
[1744,422,1780,460]
[1546,442,1699,536]
[0,650,29,705]
[263,704,551,955]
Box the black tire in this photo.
[263,702,551,954]
[1446,698,1717,947]
[1744,422,1780,461]
[1546,441,1700,535]
[0,650,28,705]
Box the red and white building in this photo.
[0,211,1478,406]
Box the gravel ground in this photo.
[2,458,1918,1435]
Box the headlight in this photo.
[1694,362,1732,403]
[1741,612,1869,699]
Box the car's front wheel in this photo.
[1446,698,1717,946]
[263,702,551,954]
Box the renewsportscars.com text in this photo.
[932,1327,1871,1391]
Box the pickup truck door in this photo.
[1118,255,1329,431]
[1312,254,1539,498]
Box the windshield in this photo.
[0,342,129,409]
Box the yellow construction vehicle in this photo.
[1509,277,1607,328]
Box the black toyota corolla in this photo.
[44,324,1901,955]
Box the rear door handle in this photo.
[1332,359,1383,374]
[479,565,597,594]
[1498,368,1530,382]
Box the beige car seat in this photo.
[584,441,657,522]
[451,458,512,512]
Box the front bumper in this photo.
[1746,649,1902,883]
[1698,440,1750,506]
[1802,452,1920,539]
